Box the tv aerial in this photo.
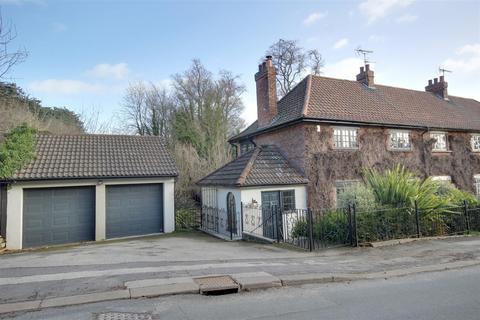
[438,67,452,77]
[355,47,374,66]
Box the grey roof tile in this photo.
[5,134,178,181]
[197,145,308,187]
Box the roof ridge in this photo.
[301,75,312,116]
[37,133,166,139]
[196,149,256,185]
[236,147,261,186]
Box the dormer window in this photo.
[333,127,358,149]
[389,130,411,150]
[471,134,480,152]
[430,132,448,152]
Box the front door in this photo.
[261,191,280,239]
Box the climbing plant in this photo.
[0,123,37,179]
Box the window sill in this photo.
[432,150,452,155]
[388,148,413,152]
[332,148,359,151]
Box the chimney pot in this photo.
[356,65,374,87]
[425,76,448,100]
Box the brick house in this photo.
[199,56,480,217]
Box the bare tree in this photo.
[308,49,325,76]
[120,81,174,138]
[266,39,325,97]
[266,39,306,97]
[79,107,113,134]
[0,12,28,79]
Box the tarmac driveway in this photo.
[1,231,480,305]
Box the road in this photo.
[1,233,480,305]
[5,265,480,320]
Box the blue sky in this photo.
[3,0,480,126]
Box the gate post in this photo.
[240,202,244,235]
[414,200,421,238]
[307,209,314,252]
[347,204,353,246]
[276,205,282,243]
[353,204,358,247]
[464,200,470,234]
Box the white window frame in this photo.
[333,127,359,149]
[431,176,452,184]
[471,134,480,152]
[430,132,448,152]
[389,130,412,150]
[474,175,480,199]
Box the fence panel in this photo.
[200,205,242,240]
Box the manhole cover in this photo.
[194,275,239,294]
[94,312,153,320]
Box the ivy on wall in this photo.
[0,123,37,179]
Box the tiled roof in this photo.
[197,145,308,187]
[5,134,178,181]
[230,75,480,141]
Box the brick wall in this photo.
[252,122,480,209]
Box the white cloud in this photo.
[333,38,349,50]
[86,63,130,80]
[323,58,365,80]
[456,43,480,55]
[30,79,104,95]
[359,0,415,23]
[303,11,327,26]
[395,14,418,23]
[443,43,480,73]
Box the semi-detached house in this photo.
[199,56,480,218]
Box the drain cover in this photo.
[194,275,239,294]
[94,312,153,320]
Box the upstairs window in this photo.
[389,130,411,150]
[471,134,480,152]
[333,127,358,149]
[475,175,480,198]
[431,132,448,152]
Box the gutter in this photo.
[229,117,479,143]
[0,174,179,184]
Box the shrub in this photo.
[291,219,308,238]
[175,208,199,230]
[313,210,349,244]
[0,123,37,179]
[338,183,377,212]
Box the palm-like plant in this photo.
[363,165,447,214]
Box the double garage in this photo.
[4,179,175,249]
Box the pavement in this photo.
[1,231,480,317]
[4,264,480,320]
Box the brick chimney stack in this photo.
[356,64,375,87]
[255,56,278,127]
[425,76,448,100]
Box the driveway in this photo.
[1,231,480,305]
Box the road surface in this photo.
[5,265,480,320]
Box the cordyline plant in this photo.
[363,165,449,216]
[0,123,37,179]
